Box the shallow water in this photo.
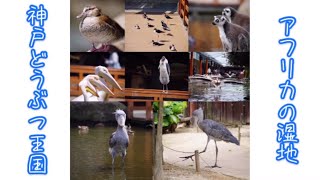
[71,126,153,180]
[189,79,249,101]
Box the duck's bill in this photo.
[76,13,84,19]
[100,71,123,91]
[89,78,114,96]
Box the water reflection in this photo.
[71,127,153,180]
[189,78,249,101]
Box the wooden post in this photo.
[205,59,208,74]
[152,109,156,174]
[238,126,241,146]
[153,101,164,180]
[238,102,242,144]
[189,52,194,76]
[127,101,134,120]
[188,102,192,126]
[199,56,202,75]
[195,150,200,172]
[183,0,188,26]
[185,0,189,26]
[146,101,152,121]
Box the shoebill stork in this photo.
[192,107,240,168]
[158,56,170,93]
[72,66,122,102]
[109,109,129,167]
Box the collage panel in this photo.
[70,52,153,179]
[189,52,250,102]
[70,52,125,102]
[188,0,250,52]
[124,52,189,93]
[70,0,125,52]
[69,1,250,179]
[125,0,188,52]
[152,100,249,179]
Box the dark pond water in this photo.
[189,78,250,101]
[71,127,153,180]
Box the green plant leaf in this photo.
[164,101,172,107]
[154,112,158,124]
[171,101,187,114]
[153,101,187,130]
[168,115,180,124]
[164,107,173,116]
[155,116,170,127]
[163,118,170,127]
[153,102,159,112]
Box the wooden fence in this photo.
[189,101,250,125]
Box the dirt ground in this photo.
[125,11,188,52]
[164,163,244,180]
[163,125,250,180]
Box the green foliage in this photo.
[153,101,187,127]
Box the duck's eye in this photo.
[86,7,94,11]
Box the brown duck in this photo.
[77,6,124,52]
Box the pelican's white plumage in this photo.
[72,66,122,102]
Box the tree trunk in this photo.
[153,101,163,180]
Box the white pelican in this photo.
[72,66,122,102]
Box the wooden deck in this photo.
[124,88,189,101]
